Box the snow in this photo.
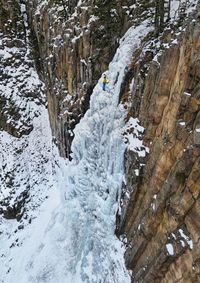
[123,117,149,157]
[77,0,83,6]
[172,38,178,44]
[153,53,161,65]
[0,45,58,283]
[171,233,176,240]
[195,128,200,133]
[166,243,174,255]
[170,0,180,19]
[153,194,157,199]
[180,240,186,247]
[0,3,61,282]
[151,203,156,211]
[80,58,87,66]
[170,0,197,20]
[150,0,198,64]
[88,15,99,25]
[134,169,139,176]
[184,91,191,96]
[179,229,193,249]
[129,78,135,93]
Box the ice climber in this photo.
[102,74,108,91]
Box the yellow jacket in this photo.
[103,77,107,84]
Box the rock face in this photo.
[117,6,200,283]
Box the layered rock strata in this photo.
[117,8,200,283]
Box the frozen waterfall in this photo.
[6,21,152,283]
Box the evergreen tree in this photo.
[155,0,171,35]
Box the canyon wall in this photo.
[117,5,200,283]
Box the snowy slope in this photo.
[0,112,59,282]
[0,3,60,282]
[1,21,152,283]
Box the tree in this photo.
[155,0,171,35]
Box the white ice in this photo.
[166,243,174,256]
[179,229,193,249]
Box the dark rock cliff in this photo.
[117,5,200,283]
